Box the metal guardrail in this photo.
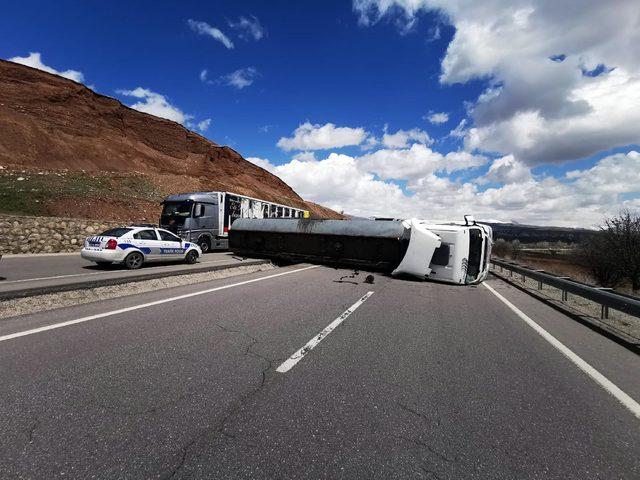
[490,258,640,320]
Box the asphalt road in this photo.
[0,252,262,297]
[0,265,638,479]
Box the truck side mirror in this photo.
[195,204,205,217]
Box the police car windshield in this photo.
[162,202,192,217]
[99,228,133,238]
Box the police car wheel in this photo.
[185,250,198,264]
[124,252,144,270]
[198,237,210,254]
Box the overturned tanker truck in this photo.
[229,216,493,285]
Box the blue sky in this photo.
[2,0,640,226]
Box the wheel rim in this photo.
[200,240,209,253]
[188,251,197,262]
[127,253,142,268]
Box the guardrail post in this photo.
[509,269,513,277]
[556,277,570,302]
[601,304,609,319]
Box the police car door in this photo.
[132,229,161,261]
[157,229,185,260]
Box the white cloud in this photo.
[197,118,211,132]
[292,151,317,162]
[277,122,370,151]
[466,69,640,164]
[221,67,259,89]
[480,154,532,184]
[187,19,234,49]
[426,112,449,124]
[361,136,379,151]
[252,153,410,216]
[382,127,431,149]
[252,145,640,226]
[118,87,209,134]
[354,1,640,166]
[118,88,191,124]
[199,69,210,83]
[228,16,265,41]
[359,144,485,180]
[247,157,275,172]
[9,52,84,83]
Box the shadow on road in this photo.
[81,260,200,272]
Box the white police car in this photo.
[81,225,202,269]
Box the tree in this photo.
[575,232,623,288]
[492,238,510,258]
[510,239,522,260]
[601,210,640,291]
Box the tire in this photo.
[185,250,199,264]
[96,261,112,268]
[197,236,211,254]
[123,252,144,270]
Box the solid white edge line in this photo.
[0,265,319,343]
[482,281,640,420]
[276,291,374,373]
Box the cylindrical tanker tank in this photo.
[229,218,443,279]
[229,218,411,272]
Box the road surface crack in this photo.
[22,419,40,453]
[395,435,452,463]
[398,402,431,421]
[418,465,444,480]
[163,323,274,479]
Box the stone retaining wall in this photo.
[0,214,118,254]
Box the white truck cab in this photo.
[413,219,493,284]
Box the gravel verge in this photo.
[0,263,275,320]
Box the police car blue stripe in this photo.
[117,243,151,255]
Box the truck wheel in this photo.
[185,250,199,264]
[197,236,211,254]
[124,252,144,270]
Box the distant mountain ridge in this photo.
[485,222,595,243]
[0,59,341,220]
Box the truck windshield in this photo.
[466,228,484,283]
[161,201,193,227]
